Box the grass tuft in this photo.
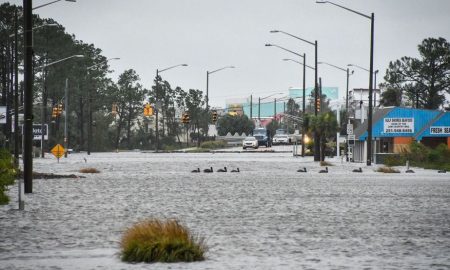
[376,166,400,173]
[320,161,333,166]
[79,168,100,173]
[120,218,207,263]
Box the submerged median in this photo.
[120,218,207,263]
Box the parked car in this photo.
[272,134,290,145]
[242,136,258,149]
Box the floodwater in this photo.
[1,152,450,269]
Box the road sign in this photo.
[348,135,355,146]
[347,124,353,135]
[51,144,65,159]
[144,103,153,116]
[33,124,48,140]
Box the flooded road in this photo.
[1,152,450,269]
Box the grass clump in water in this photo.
[79,167,100,173]
[376,166,400,173]
[120,218,207,263]
[320,161,333,166]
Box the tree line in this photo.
[0,3,211,152]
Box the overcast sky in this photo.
[7,0,450,107]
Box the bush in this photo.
[0,149,17,205]
[384,155,405,167]
[407,141,430,163]
[120,219,207,263]
[402,142,450,171]
[376,166,400,173]
[79,168,100,173]
[200,140,227,149]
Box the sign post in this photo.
[51,144,65,163]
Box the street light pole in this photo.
[269,30,320,161]
[317,0,375,165]
[22,0,77,195]
[154,64,188,152]
[206,66,235,111]
[282,57,313,157]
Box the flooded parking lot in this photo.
[1,152,450,269]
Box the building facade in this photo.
[352,107,450,163]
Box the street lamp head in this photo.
[65,0,77,2]
[74,55,84,58]
[270,30,279,33]
[316,1,328,3]
[265,44,273,47]
[374,69,379,74]
[347,64,353,67]
[181,64,188,66]
[351,70,355,74]
[110,57,120,60]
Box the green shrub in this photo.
[120,219,207,263]
[200,140,227,149]
[402,142,450,171]
[0,149,17,205]
[407,141,430,163]
[384,154,406,167]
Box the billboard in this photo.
[384,118,414,133]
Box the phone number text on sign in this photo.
[384,118,414,133]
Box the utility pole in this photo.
[23,0,33,193]
[258,97,261,121]
[302,53,306,157]
[14,10,19,167]
[155,69,159,153]
[64,78,68,157]
[313,40,320,162]
[273,98,276,120]
[250,95,252,121]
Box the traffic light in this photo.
[212,110,218,123]
[144,103,153,116]
[112,103,117,116]
[57,103,63,116]
[52,106,58,118]
[316,98,321,112]
[181,112,190,124]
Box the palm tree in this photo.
[308,112,338,161]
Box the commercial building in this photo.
[352,107,450,163]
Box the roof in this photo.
[415,111,450,140]
[357,107,442,140]
[354,107,393,140]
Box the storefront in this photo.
[353,107,445,163]
[415,111,450,149]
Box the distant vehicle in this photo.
[275,128,287,135]
[242,136,258,149]
[272,134,289,145]
[253,127,271,147]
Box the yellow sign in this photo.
[144,104,153,116]
[51,144,65,159]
